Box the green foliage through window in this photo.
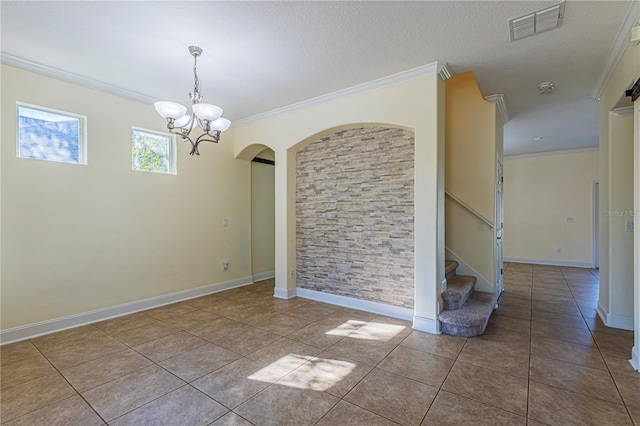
[131,128,174,174]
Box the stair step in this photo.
[438,291,498,337]
[442,275,476,310]
[445,260,458,281]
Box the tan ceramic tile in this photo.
[378,345,454,387]
[531,321,594,346]
[612,373,640,409]
[485,314,531,335]
[287,319,358,349]
[132,330,207,362]
[30,325,107,354]
[210,411,253,425]
[221,305,277,324]
[234,379,339,426]
[0,354,56,389]
[228,291,275,306]
[254,312,314,335]
[532,300,581,317]
[286,303,339,321]
[531,336,606,370]
[326,335,397,366]
[344,368,437,425]
[423,390,527,426]
[246,338,322,371]
[160,309,219,329]
[93,312,157,334]
[400,329,466,359]
[218,287,255,301]
[628,405,640,426]
[328,307,380,322]
[187,317,251,342]
[218,326,282,356]
[81,364,184,421]
[316,400,396,426]
[42,334,127,370]
[528,381,633,426]
[601,349,639,377]
[493,296,531,320]
[503,285,532,300]
[254,296,312,312]
[192,358,276,408]
[584,316,635,337]
[442,362,528,416]
[529,355,622,404]
[108,321,178,347]
[0,373,76,423]
[0,340,41,366]
[186,293,226,309]
[109,385,228,426]
[159,343,241,383]
[280,352,373,398]
[202,299,253,317]
[61,348,152,392]
[593,332,634,354]
[531,310,588,330]
[532,286,573,298]
[144,301,197,320]
[457,339,529,379]
[2,395,102,426]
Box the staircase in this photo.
[437,260,498,337]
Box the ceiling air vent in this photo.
[509,2,565,42]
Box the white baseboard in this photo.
[295,288,413,321]
[252,270,275,282]
[273,287,297,300]
[504,257,592,268]
[412,315,441,334]
[630,346,639,372]
[597,301,634,331]
[446,248,493,292]
[0,276,254,345]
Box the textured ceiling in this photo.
[0,1,635,156]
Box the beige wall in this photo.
[598,36,639,332]
[445,71,501,292]
[234,69,445,330]
[504,150,598,266]
[1,65,251,330]
[251,149,275,277]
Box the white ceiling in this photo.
[1,1,636,156]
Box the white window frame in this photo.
[16,102,87,165]
[131,126,177,175]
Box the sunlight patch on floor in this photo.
[248,354,356,391]
[324,320,367,337]
[344,322,406,341]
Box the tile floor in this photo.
[1,263,638,425]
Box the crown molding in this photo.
[612,106,635,116]
[484,94,509,124]
[234,61,449,126]
[504,146,598,160]
[590,0,640,101]
[1,53,157,105]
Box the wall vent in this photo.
[509,2,565,42]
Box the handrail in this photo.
[445,191,494,228]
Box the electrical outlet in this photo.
[557,248,562,253]
[223,218,228,227]
[477,222,484,231]
[626,219,634,232]
[223,260,229,270]
[289,270,295,279]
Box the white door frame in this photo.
[593,180,600,269]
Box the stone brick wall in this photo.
[296,127,415,308]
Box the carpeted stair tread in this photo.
[445,260,458,281]
[442,275,476,310]
[438,291,497,337]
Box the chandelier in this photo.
[154,46,231,156]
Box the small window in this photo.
[17,103,86,164]
[131,128,176,175]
